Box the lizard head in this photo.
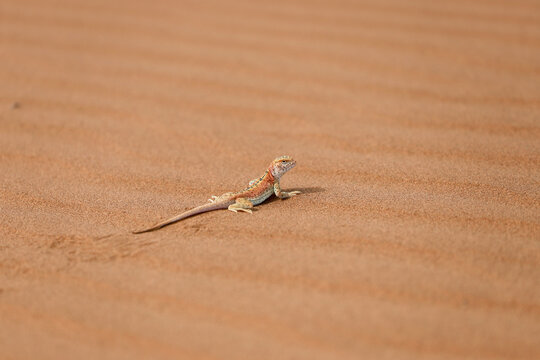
[269,155,296,178]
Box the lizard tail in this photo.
[132,201,230,234]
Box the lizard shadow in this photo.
[264,186,325,204]
[295,186,326,194]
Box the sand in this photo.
[1,0,539,359]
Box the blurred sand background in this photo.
[1,0,539,359]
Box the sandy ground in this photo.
[1,0,539,359]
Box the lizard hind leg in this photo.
[228,198,254,214]
[208,192,234,203]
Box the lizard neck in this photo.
[266,167,277,182]
[266,166,280,183]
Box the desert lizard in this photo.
[133,155,300,234]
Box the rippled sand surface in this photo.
[1,0,539,359]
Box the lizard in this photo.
[132,155,300,234]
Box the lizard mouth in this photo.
[285,161,296,170]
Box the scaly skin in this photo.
[133,156,300,234]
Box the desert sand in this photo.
[1,0,539,359]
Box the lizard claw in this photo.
[228,208,252,214]
[287,190,301,197]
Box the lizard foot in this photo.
[228,208,253,214]
[208,192,233,203]
[282,190,301,198]
[228,198,254,214]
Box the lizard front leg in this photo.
[273,182,301,199]
[228,198,254,214]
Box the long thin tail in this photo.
[132,201,230,234]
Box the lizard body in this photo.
[133,155,300,234]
